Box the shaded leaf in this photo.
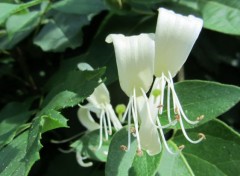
[0,101,31,149]
[34,12,89,52]
[52,0,106,15]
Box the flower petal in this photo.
[106,33,155,97]
[77,108,100,131]
[137,96,161,155]
[154,8,203,77]
[87,83,110,108]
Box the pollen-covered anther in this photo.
[120,145,128,151]
[196,115,204,121]
[157,104,163,109]
[137,149,143,156]
[178,145,185,151]
[175,114,180,121]
[130,127,136,134]
[198,133,206,140]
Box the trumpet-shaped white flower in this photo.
[77,63,122,150]
[151,8,205,153]
[106,34,155,154]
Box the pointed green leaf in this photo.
[130,151,161,176]
[198,0,240,35]
[157,120,240,175]
[105,127,137,176]
[161,80,240,129]
[34,12,90,52]
[0,101,31,149]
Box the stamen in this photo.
[105,108,112,135]
[166,72,199,125]
[120,145,128,151]
[107,104,123,130]
[127,97,133,151]
[179,115,204,144]
[97,110,104,150]
[132,89,141,151]
[103,113,108,140]
[141,88,176,129]
[137,149,143,156]
[156,119,177,155]
[175,114,180,121]
[197,115,204,121]
[198,133,206,140]
[130,127,136,134]
[122,98,133,123]
[178,145,185,151]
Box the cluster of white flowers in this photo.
[77,7,205,162]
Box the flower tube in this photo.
[152,8,205,149]
[106,34,155,154]
[77,63,122,150]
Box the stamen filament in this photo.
[103,113,108,140]
[179,115,204,144]
[97,110,104,150]
[132,89,141,151]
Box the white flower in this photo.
[151,8,205,153]
[77,63,122,150]
[105,34,155,154]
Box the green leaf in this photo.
[0,11,40,49]
[52,0,106,15]
[105,127,137,176]
[6,11,40,38]
[71,130,111,162]
[45,13,156,89]
[130,151,161,176]
[161,80,240,129]
[34,12,89,52]
[157,120,240,175]
[42,68,105,107]
[0,101,31,149]
[0,3,19,26]
[198,0,240,35]
[0,0,45,26]
[157,141,194,176]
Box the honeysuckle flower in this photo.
[105,34,155,154]
[77,63,122,150]
[150,8,205,153]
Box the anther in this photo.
[178,145,185,151]
[136,149,143,156]
[157,104,163,109]
[108,131,112,135]
[175,114,180,121]
[198,133,206,140]
[120,145,128,151]
[130,127,136,134]
[196,115,204,121]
